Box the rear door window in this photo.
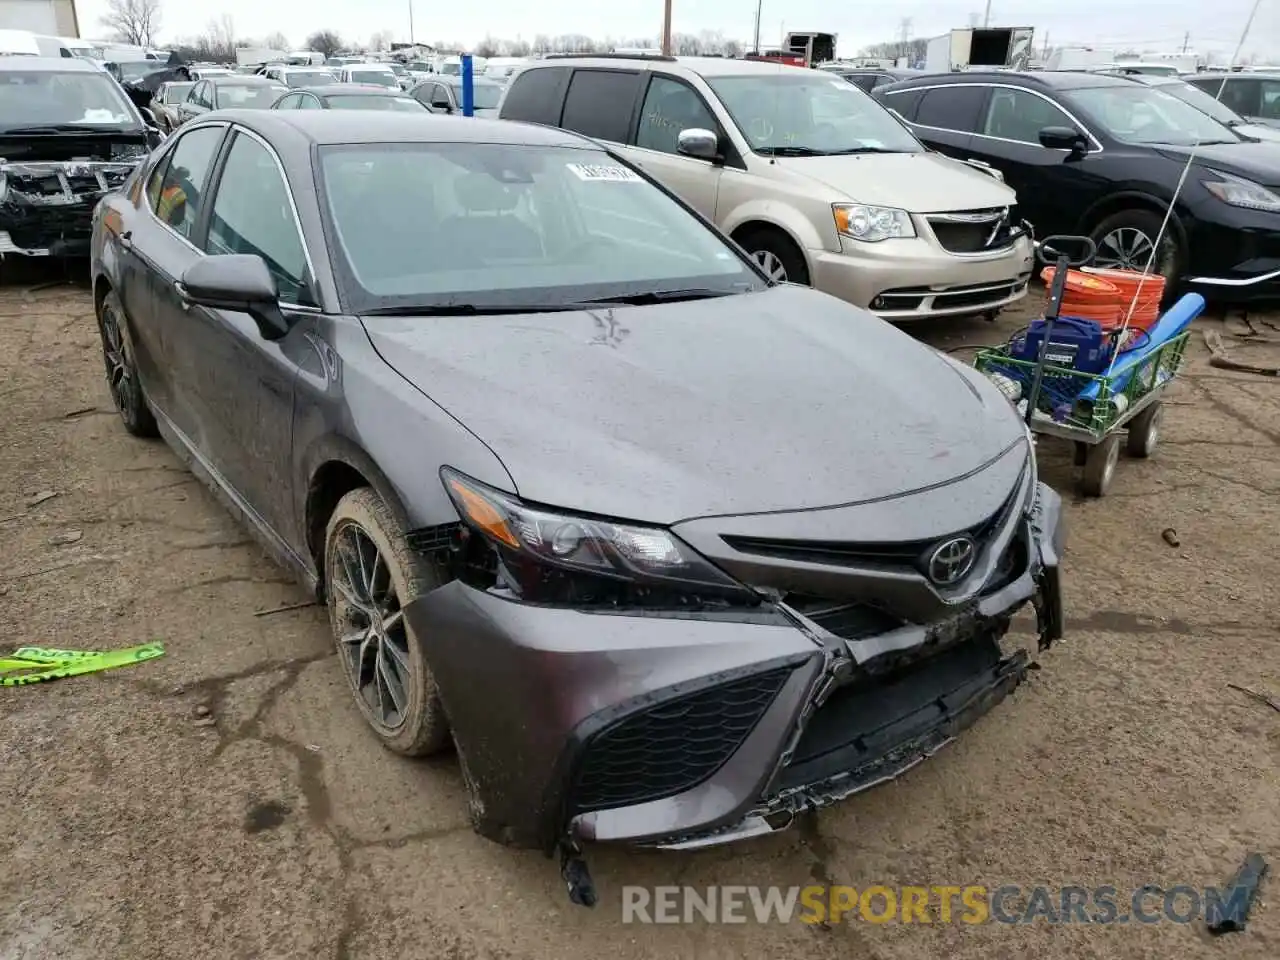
[560,69,642,142]
[499,65,571,125]
[147,125,225,241]
[914,85,987,132]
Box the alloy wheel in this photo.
[329,520,412,731]
[752,249,788,282]
[99,300,135,416]
[1095,227,1171,276]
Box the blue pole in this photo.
[461,54,474,116]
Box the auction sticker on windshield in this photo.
[567,163,642,182]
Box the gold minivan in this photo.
[499,55,1035,320]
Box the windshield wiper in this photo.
[821,146,901,155]
[756,145,828,157]
[576,288,736,306]
[2,124,136,135]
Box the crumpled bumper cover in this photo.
[407,482,1066,853]
[0,159,138,257]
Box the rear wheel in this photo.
[736,226,810,285]
[1126,401,1163,458]
[324,487,451,757]
[96,290,158,438]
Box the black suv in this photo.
[874,70,1280,299]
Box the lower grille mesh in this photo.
[572,667,792,812]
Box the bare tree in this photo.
[101,0,162,48]
[508,39,531,56]
[262,31,290,51]
[306,30,343,59]
[475,35,499,58]
[369,31,393,52]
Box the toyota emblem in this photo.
[927,536,976,585]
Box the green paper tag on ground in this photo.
[1,642,165,686]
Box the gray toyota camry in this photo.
[90,110,1065,905]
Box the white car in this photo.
[337,64,400,89]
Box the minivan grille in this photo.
[927,208,1009,254]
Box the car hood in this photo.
[1151,140,1280,183]
[360,286,1025,524]
[776,151,1016,213]
[1236,122,1280,144]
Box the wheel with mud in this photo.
[324,487,451,756]
[96,290,158,438]
[1081,433,1121,497]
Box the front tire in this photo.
[324,487,451,757]
[737,226,810,285]
[1089,208,1181,289]
[96,289,158,438]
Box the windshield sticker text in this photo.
[566,163,642,182]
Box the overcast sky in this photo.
[77,0,1279,58]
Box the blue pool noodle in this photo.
[1076,292,1205,402]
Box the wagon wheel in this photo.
[1081,434,1120,497]
[1126,401,1163,458]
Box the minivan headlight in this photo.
[833,203,916,242]
[1203,170,1280,212]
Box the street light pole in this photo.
[662,0,673,55]
[409,1,415,43]
[753,0,763,53]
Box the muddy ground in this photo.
[1,263,1277,960]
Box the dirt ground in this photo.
[1,262,1277,960]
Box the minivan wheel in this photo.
[1089,209,1181,287]
[324,487,451,757]
[737,227,810,285]
[96,290,158,438]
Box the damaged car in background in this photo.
[0,55,161,258]
[89,111,1065,908]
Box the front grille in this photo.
[571,667,792,812]
[927,207,1008,255]
[2,203,94,250]
[723,481,1020,576]
[783,594,903,640]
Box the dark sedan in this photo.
[89,110,1064,902]
[271,84,428,112]
[178,76,287,124]
[874,71,1280,299]
[409,74,503,116]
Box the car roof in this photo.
[0,54,102,73]
[210,75,287,86]
[881,69,1140,91]
[302,84,410,97]
[207,110,600,148]
[1194,70,1280,79]
[527,54,832,79]
[437,74,500,86]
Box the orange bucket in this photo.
[1081,267,1165,331]
[1040,266,1161,331]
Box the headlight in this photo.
[441,468,757,608]
[1203,170,1280,212]
[833,203,915,242]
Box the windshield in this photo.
[286,70,337,87]
[440,61,460,75]
[216,83,288,108]
[0,70,139,128]
[408,61,432,72]
[388,64,407,76]
[162,82,194,104]
[458,83,502,109]
[1066,85,1244,146]
[330,95,426,111]
[1153,81,1242,125]
[114,60,166,82]
[319,142,762,311]
[705,72,923,154]
[351,69,398,87]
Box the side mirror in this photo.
[1039,125,1088,156]
[676,127,720,161]
[177,255,290,340]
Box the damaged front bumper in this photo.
[0,159,139,257]
[407,460,1066,863]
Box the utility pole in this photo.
[408,1,415,43]
[1181,31,1190,54]
[897,17,912,61]
[753,0,763,54]
[661,0,673,56]
[983,1,992,27]
[1042,31,1049,59]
